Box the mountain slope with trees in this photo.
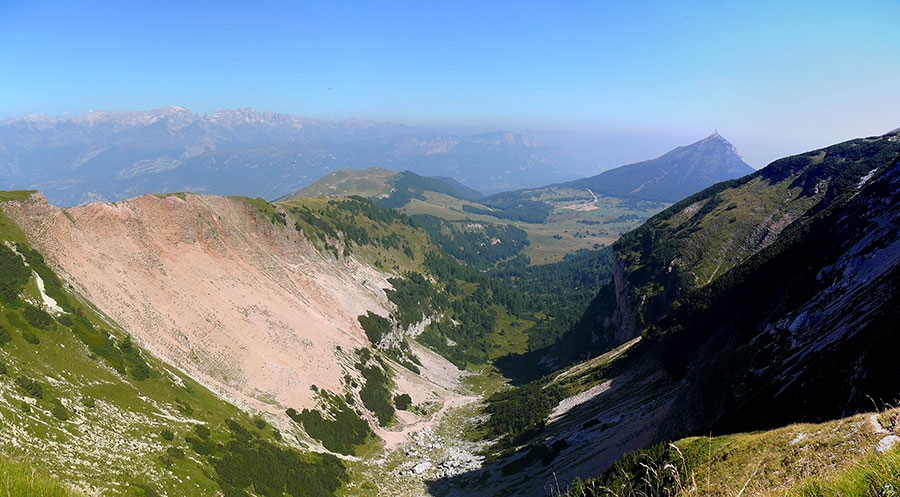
[439,128,900,495]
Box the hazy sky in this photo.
[2,0,899,168]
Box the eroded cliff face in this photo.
[608,256,640,344]
[2,193,456,429]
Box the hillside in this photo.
[565,406,900,496]
[579,131,900,434]
[281,168,485,208]
[436,128,900,495]
[651,131,900,437]
[284,167,400,199]
[1,193,473,444]
[0,191,349,496]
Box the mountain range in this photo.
[0,107,572,206]
[0,125,898,496]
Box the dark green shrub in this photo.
[0,325,11,346]
[356,361,395,426]
[23,303,53,328]
[70,315,127,374]
[161,429,175,441]
[394,393,412,410]
[225,418,252,443]
[51,403,70,421]
[358,311,391,345]
[15,376,43,399]
[81,396,96,408]
[185,435,216,456]
[0,243,30,305]
[194,424,211,440]
[119,335,151,381]
[182,412,349,497]
[482,381,564,443]
[286,398,372,456]
[22,331,40,345]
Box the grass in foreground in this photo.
[0,455,82,497]
[560,408,900,497]
[792,446,900,497]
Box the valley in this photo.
[5,0,900,494]
[0,128,899,497]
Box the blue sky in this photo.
[2,0,899,168]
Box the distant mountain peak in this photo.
[568,133,754,203]
[699,130,728,144]
[700,131,743,159]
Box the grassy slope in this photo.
[613,136,900,334]
[278,196,432,275]
[564,407,900,497]
[281,168,398,200]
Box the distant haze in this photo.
[3,107,653,205]
[2,2,898,172]
[8,106,889,207]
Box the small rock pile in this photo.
[397,426,483,479]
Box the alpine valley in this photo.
[0,115,898,497]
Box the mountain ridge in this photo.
[0,107,569,206]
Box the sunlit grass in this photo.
[0,455,82,497]
[559,408,900,497]
[0,191,37,203]
[790,446,900,497]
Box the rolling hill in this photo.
[279,168,485,207]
